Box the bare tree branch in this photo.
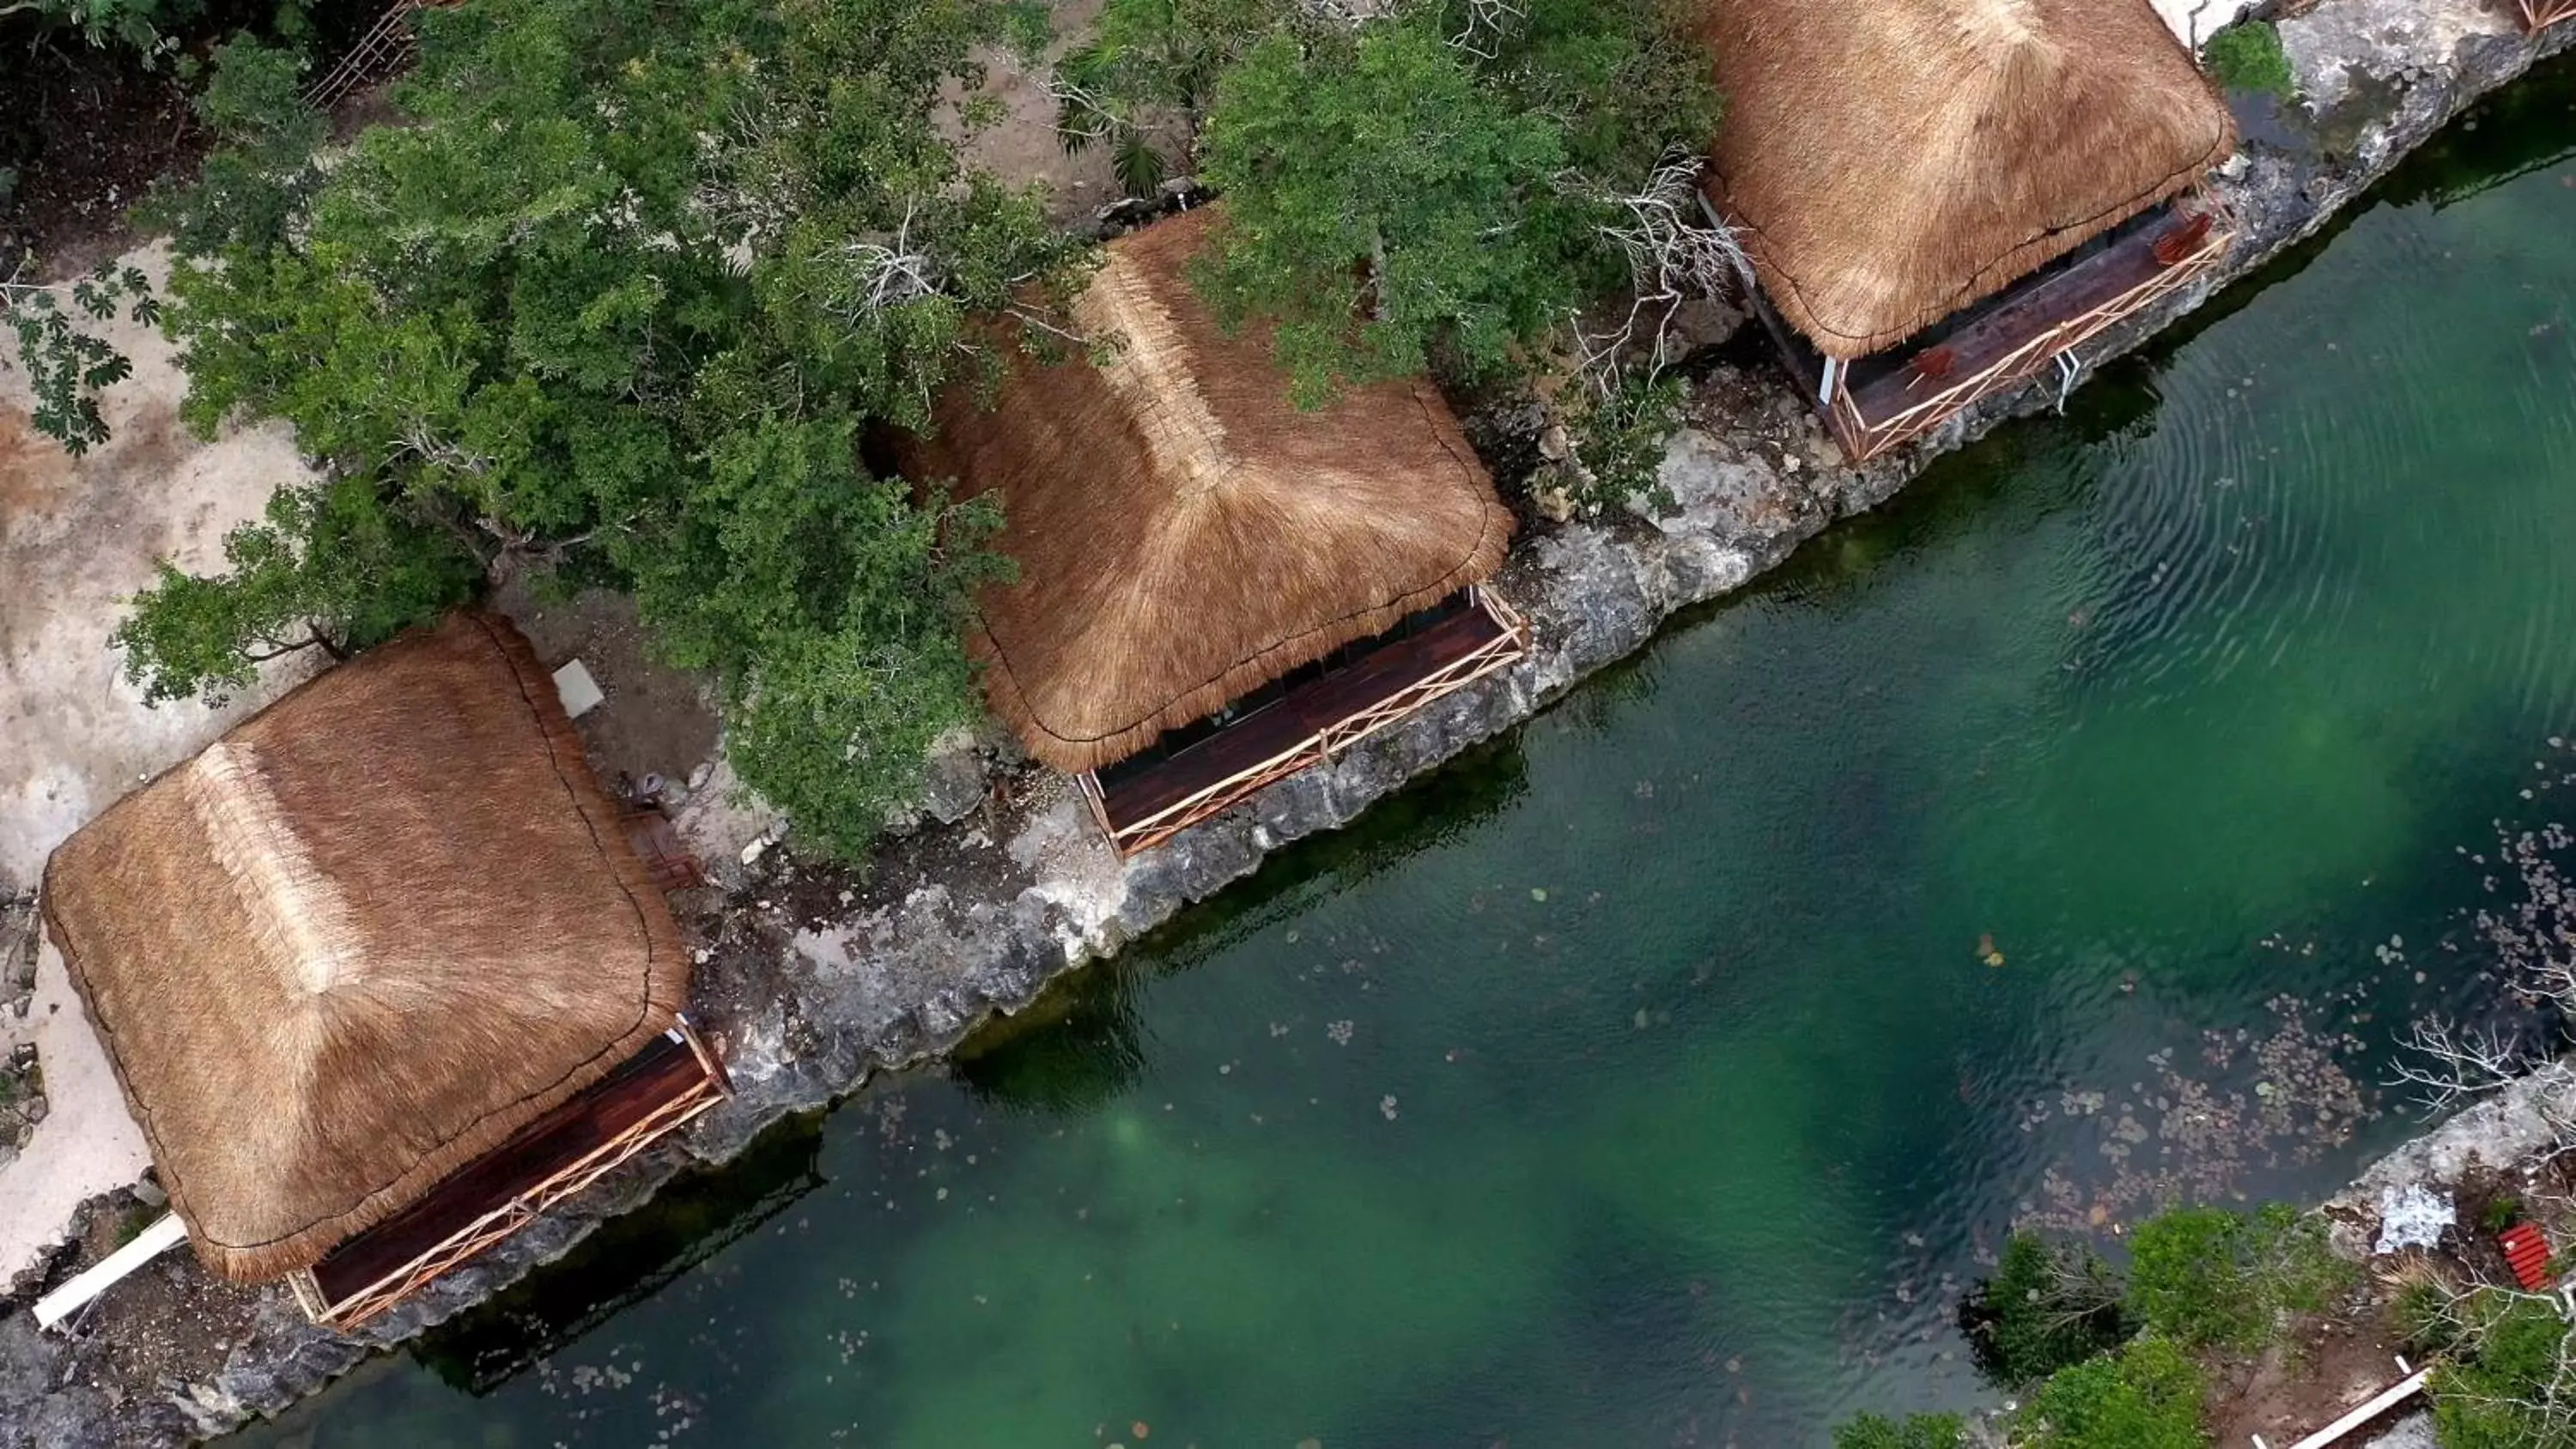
[1561,150,1747,396]
[1446,0,1526,61]
[2386,1019,2543,1115]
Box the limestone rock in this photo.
[887,724,998,834]
[1531,478,1576,524]
[1665,296,1747,355]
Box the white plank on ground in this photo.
[2280,1367,2433,1449]
[33,1212,185,1331]
[553,659,605,719]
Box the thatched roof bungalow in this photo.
[1698,0,2239,461]
[40,612,726,1330]
[906,205,1528,855]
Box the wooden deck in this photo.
[1759,202,2233,463]
[1082,587,1530,856]
[295,1023,728,1330]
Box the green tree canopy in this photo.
[2124,1203,2349,1351]
[2015,1335,2208,1449]
[137,35,327,257]
[112,478,480,706]
[1195,19,1568,403]
[1176,0,1716,404]
[140,0,1091,858]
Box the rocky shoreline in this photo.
[1,5,2568,1444]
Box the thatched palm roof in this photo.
[41,612,688,1283]
[1699,0,2237,359]
[906,204,1514,773]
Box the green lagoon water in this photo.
[238,64,2576,1449]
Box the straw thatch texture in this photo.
[1698,0,2237,359]
[41,612,687,1282]
[905,204,1514,773]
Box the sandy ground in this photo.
[0,241,318,1284]
[0,244,321,896]
[0,937,151,1288]
[953,0,1124,223]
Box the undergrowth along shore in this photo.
[1839,1203,2355,1449]
[1850,745,2576,1449]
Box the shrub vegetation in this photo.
[2016,1334,2208,1449]
[1960,1231,2129,1385]
[2125,1203,2351,1350]
[1838,1202,2355,1446]
[2202,20,2293,100]
[1831,1411,1966,1449]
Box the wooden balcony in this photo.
[1756,200,2234,464]
[289,1021,730,1331]
[1079,586,1531,857]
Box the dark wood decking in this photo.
[1748,202,2227,462]
[1839,214,2187,433]
[307,1030,717,1311]
[1093,597,1517,840]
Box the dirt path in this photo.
[954,0,1123,223]
[0,244,321,897]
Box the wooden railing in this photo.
[302,0,463,110]
[1827,204,2237,464]
[2518,0,2575,33]
[288,1020,729,1331]
[1078,588,1533,857]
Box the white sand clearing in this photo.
[0,241,321,896]
[0,935,153,1288]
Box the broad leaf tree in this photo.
[139,0,1091,858]
[1176,0,1718,405]
[112,479,481,706]
[1,258,156,455]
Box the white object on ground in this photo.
[2373,1184,2455,1254]
[2154,0,2254,47]
[552,659,605,719]
[2281,1367,2433,1449]
[33,1212,185,1331]
[0,935,155,1287]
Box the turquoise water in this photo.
[236,63,2576,1449]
